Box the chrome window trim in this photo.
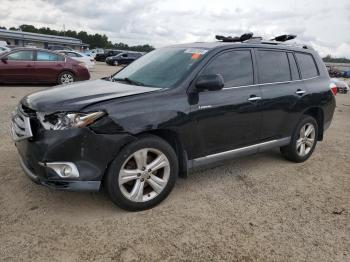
[223,75,319,90]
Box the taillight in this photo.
[329,82,337,96]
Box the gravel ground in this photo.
[0,63,349,262]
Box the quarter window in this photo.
[7,51,34,61]
[37,51,64,61]
[257,50,291,83]
[295,52,319,79]
[201,50,254,87]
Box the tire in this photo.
[104,135,178,211]
[58,71,75,85]
[113,60,118,66]
[280,115,318,163]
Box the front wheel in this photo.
[281,115,318,163]
[104,135,178,211]
[113,60,119,66]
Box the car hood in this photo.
[22,79,161,112]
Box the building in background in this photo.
[0,29,88,51]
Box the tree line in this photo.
[0,24,155,52]
[323,55,350,63]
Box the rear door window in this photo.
[7,51,34,61]
[257,50,291,83]
[201,50,254,88]
[287,53,300,80]
[37,51,64,61]
[295,52,319,79]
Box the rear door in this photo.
[256,49,308,141]
[35,51,66,82]
[0,50,35,82]
[190,49,262,156]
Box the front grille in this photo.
[10,106,33,141]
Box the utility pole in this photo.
[63,24,66,36]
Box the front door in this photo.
[190,49,262,157]
[0,50,35,82]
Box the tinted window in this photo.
[7,51,34,61]
[287,53,300,80]
[257,50,290,83]
[37,51,64,61]
[202,50,254,87]
[113,47,206,88]
[295,52,318,79]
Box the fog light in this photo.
[40,162,79,178]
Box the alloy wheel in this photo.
[296,123,316,157]
[60,73,74,84]
[118,148,170,203]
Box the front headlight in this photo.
[37,111,106,130]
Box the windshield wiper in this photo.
[113,77,145,86]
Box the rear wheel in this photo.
[105,135,178,211]
[281,115,318,163]
[58,71,75,84]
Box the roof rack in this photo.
[270,34,297,42]
[216,33,313,50]
[216,33,254,42]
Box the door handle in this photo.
[26,64,32,67]
[295,89,306,95]
[248,96,262,102]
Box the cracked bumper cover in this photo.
[14,127,135,192]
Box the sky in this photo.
[1,0,349,57]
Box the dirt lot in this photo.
[0,63,349,261]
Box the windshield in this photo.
[112,47,208,88]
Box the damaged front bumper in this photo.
[12,121,134,192]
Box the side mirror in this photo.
[1,57,8,63]
[195,74,224,91]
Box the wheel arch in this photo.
[138,129,189,178]
[302,107,324,141]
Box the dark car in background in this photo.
[0,48,90,84]
[95,50,122,62]
[106,51,143,66]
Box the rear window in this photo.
[257,50,291,83]
[295,52,319,79]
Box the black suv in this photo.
[95,50,121,62]
[106,52,143,66]
[11,34,336,211]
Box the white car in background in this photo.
[330,78,349,94]
[57,50,95,69]
[0,46,10,53]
